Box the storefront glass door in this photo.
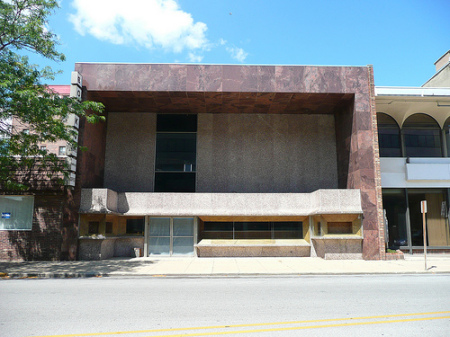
[408,189,449,247]
[149,217,194,256]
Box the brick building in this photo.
[0,85,80,260]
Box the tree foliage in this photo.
[0,0,104,190]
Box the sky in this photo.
[26,0,450,87]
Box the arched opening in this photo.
[443,116,450,157]
[403,113,442,157]
[377,113,402,157]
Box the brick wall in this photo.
[11,117,69,156]
[0,110,107,261]
[0,193,65,261]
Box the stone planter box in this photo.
[79,236,144,260]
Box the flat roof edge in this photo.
[375,86,450,97]
[74,62,369,68]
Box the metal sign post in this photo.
[421,200,427,271]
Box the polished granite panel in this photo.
[85,91,353,114]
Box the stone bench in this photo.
[196,239,311,257]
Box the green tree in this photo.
[0,0,104,190]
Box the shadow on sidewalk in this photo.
[0,258,155,275]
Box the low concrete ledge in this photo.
[196,239,311,257]
[311,236,363,260]
[311,235,364,240]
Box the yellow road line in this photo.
[150,315,450,337]
[32,311,450,337]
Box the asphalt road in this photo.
[1,275,449,337]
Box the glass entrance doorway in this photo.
[148,217,195,256]
[383,188,450,250]
[408,189,449,247]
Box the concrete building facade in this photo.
[75,63,384,260]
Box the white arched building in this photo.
[376,51,450,253]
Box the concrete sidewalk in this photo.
[1,255,450,278]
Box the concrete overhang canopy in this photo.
[75,63,362,114]
[80,189,363,217]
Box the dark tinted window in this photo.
[157,114,197,132]
[377,113,402,157]
[204,222,233,231]
[154,172,196,192]
[403,114,442,157]
[126,218,144,235]
[88,222,99,234]
[201,221,303,240]
[155,133,196,171]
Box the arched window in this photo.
[403,113,442,157]
[377,113,402,157]
[443,117,450,157]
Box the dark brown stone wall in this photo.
[76,111,107,189]
[333,65,384,260]
[334,101,353,189]
[65,111,107,260]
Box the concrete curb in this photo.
[1,272,106,279]
[2,271,450,279]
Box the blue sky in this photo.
[29,0,450,86]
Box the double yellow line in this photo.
[34,311,450,337]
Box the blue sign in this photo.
[2,212,11,219]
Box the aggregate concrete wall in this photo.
[80,189,363,216]
[197,113,338,193]
[104,113,156,192]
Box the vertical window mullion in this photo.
[170,218,173,256]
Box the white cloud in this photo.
[69,0,208,53]
[226,46,248,63]
[188,52,203,62]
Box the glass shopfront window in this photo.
[0,196,34,230]
[408,189,449,247]
[383,189,408,248]
[201,221,303,240]
[383,188,450,249]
